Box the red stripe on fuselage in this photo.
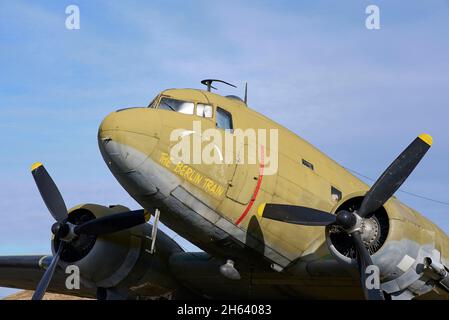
[235,146,265,226]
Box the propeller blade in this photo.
[32,242,64,300]
[31,163,68,223]
[352,232,384,300]
[74,209,147,236]
[258,203,337,226]
[358,134,433,218]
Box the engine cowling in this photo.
[326,191,449,299]
[326,195,389,265]
[52,204,144,289]
[49,203,185,299]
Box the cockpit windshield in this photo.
[148,96,158,108]
[158,97,194,115]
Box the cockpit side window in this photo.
[159,97,194,115]
[196,103,213,118]
[216,107,233,131]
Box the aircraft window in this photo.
[159,97,194,115]
[216,107,233,131]
[197,104,213,118]
[302,159,314,171]
[331,186,342,202]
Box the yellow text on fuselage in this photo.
[159,152,225,198]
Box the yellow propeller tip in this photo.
[31,162,43,171]
[257,203,266,217]
[418,134,433,146]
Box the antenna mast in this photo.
[244,82,248,104]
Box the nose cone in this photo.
[98,111,120,132]
[98,108,161,173]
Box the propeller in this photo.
[31,242,65,300]
[30,162,149,300]
[258,134,433,300]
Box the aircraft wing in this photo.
[0,255,96,299]
[0,251,364,300]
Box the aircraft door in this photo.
[226,143,260,205]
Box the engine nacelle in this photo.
[52,204,182,298]
[52,204,156,294]
[326,192,449,299]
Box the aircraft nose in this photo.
[98,111,120,132]
[99,108,161,134]
[98,108,161,173]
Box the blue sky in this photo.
[1,0,449,298]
